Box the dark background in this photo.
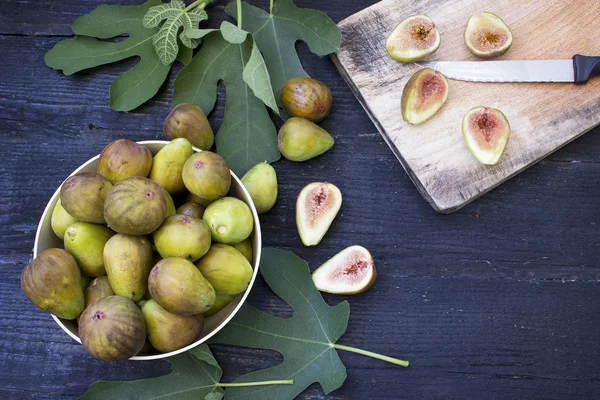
[1,0,599,398]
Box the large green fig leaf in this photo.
[44,0,191,112]
[172,31,280,176]
[209,248,350,399]
[225,0,341,116]
[79,344,225,400]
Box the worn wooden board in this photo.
[332,0,600,213]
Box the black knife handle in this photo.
[573,54,600,84]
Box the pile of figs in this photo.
[22,136,257,361]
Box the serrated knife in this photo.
[418,54,600,84]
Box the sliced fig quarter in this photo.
[296,182,342,247]
[386,15,440,62]
[401,68,449,125]
[312,246,376,295]
[464,12,513,58]
[462,106,510,165]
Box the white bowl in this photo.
[32,140,261,360]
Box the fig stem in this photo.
[270,0,274,14]
[236,0,242,28]
[333,344,409,367]
[218,379,294,388]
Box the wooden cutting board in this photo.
[332,0,600,213]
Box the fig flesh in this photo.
[153,215,212,262]
[203,197,253,244]
[241,162,278,214]
[60,173,112,224]
[296,182,342,247]
[182,151,231,202]
[312,246,376,294]
[462,106,510,165]
[278,117,335,162]
[104,176,167,235]
[231,238,253,263]
[97,139,153,184]
[464,12,512,58]
[280,78,333,122]
[401,68,449,125]
[84,276,115,308]
[386,15,440,62]
[196,244,253,295]
[78,295,146,361]
[163,103,214,151]
[204,294,235,317]
[176,202,205,218]
[51,198,78,240]
[149,138,193,195]
[64,222,114,277]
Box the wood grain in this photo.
[333,0,600,213]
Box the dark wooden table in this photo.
[1,1,599,399]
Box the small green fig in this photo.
[280,77,333,122]
[21,248,84,320]
[51,198,78,240]
[182,151,231,202]
[64,222,114,277]
[231,238,253,263]
[241,162,278,214]
[196,244,253,295]
[278,117,334,162]
[203,197,253,244]
[163,103,214,150]
[204,294,235,317]
[153,215,212,262]
[97,139,153,184]
[176,202,205,218]
[60,173,112,224]
[149,138,193,194]
[164,189,176,217]
[84,276,115,308]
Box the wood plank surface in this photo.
[334,0,600,212]
[0,0,599,399]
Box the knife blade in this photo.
[417,55,600,84]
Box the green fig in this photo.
[163,189,176,217]
[203,197,253,244]
[21,248,84,320]
[149,138,193,194]
[278,117,334,162]
[231,238,253,263]
[204,294,235,317]
[182,151,231,202]
[241,162,278,214]
[60,173,112,224]
[51,198,77,240]
[142,299,204,353]
[103,234,154,302]
[153,215,212,262]
[280,78,333,122]
[163,103,214,150]
[148,257,215,316]
[104,176,167,235]
[97,139,153,184]
[64,222,114,277]
[84,276,115,308]
[196,244,253,295]
[176,202,205,218]
[78,295,146,361]
[185,192,213,207]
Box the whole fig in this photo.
[204,294,235,317]
[196,244,253,295]
[185,192,212,207]
[21,248,84,320]
[231,238,253,263]
[203,197,253,244]
[51,199,77,240]
[163,103,214,150]
[64,222,114,277]
[164,189,176,217]
[142,299,204,353]
[84,276,114,308]
[97,139,153,184]
[148,257,215,316]
[278,118,334,162]
[60,173,112,224]
[149,138,193,194]
[104,176,167,235]
[280,78,333,122]
[182,151,231,202]
[176,202,205,218]
[241,162,278,214]
[78,295,146,361]
[103,234,154,301]
[153,215,211,262]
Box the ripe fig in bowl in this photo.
[153,215,212,262]
[312,246,376,294]
[231,238,253,263]
[464,12,512,58]
[182,151,231,202]
[64,222,114,277]
[196,244,253,295]
[50,199,77,240]
[401,68,449,125]
[84,276,114,308]
[163,189,176,217]
[97,139,153,184]
[149,138,193,195]
[278,117,335,162]
[60,173,112,224]
[241,162,278,214]
[176,202,205,218]
[462,106,510,165]
[296,182,342,247]
[386,14,440,62]
[280,77,333,122]
[204,294,235,317]
[203,197,253,244]
[163,103,214,150]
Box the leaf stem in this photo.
[333,344,409,367]
[185,0,205,12]
[270,0,274,14]
[218,380,294,388]
[236,0,243,28]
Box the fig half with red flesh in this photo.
[401,68,449,125]
[462,106,510,165]
[464,12,513,58]
[312,246,376,294]
[386,15,440,62]
[296,182,342,247]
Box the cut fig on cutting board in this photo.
[332,0,600,213]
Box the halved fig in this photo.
[464,12,513,58]
[462,106,510,165]
[401,68,449,125]
[386,15,440,62]
[312,246,376,294]
[296,182,342,247]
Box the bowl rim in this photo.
[33,140,262,361]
